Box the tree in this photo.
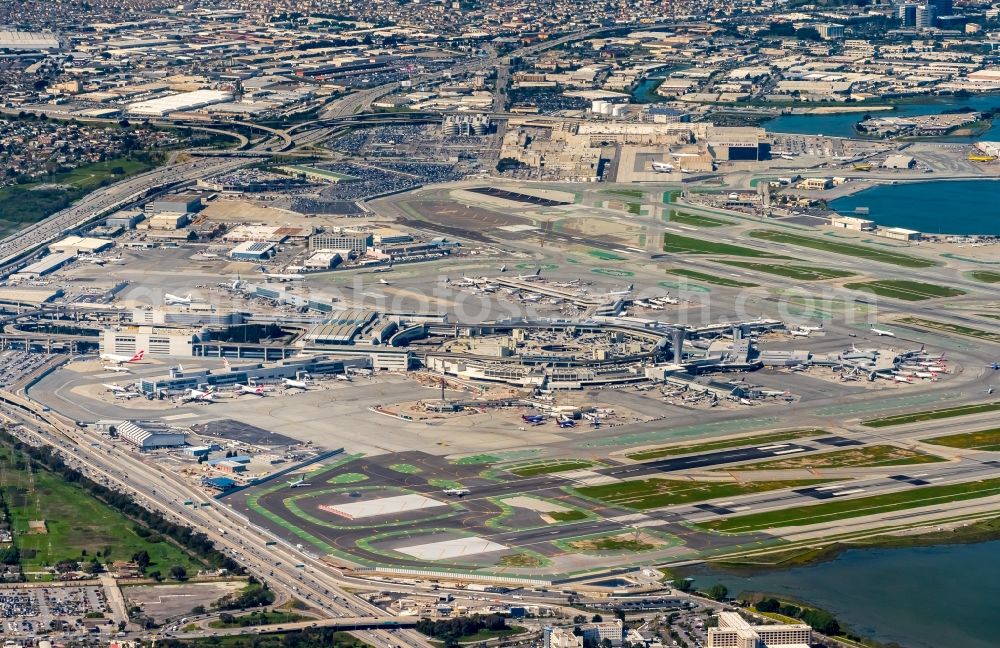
[613,608,625,621]
[795,27,822,41]
[707,584,728,601]
[591,614,603,622]
[169,565,188,581]
[600,639,613,648]
[756,598,780,613]
[132,550,150,570]
[672,578,692,592]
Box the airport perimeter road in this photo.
[0,156,246,268]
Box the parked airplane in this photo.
[605,284,634,297]
[287,477,310,488]
[521,414,545,424]
[800,323,824,332]
[100,349,145,365]
[651,161,675,173]
[894,375,913,384]
[517,268,542,281]
[443,488,470,497]
[556,417,576,428]
[102,365,132,374]
[499,265,507,273]
[284,378,310,389]
[379,278,391,285]
[788,329,810,338]
[986,386,995,395]
[164,293,192,306]
[180,387,217,403]
[989,362,999,370]
[870,325,896,337]
[102,383,129,394]
[237,383,268,396]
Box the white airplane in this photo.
[116,392,142,400]
[789,329,811,338]
[517,268,542,281]
[870,325,896,337]
[102,365,132,374]
[652,161,675,173]
[800,323,824,332]
[100,349,145,365]
[180,386,217,403]
[894,375,913,384]
[335,374,352,382]
[499,265,507,273]
[379,278,391,285]
[259,267,303,282]
[284,378,310,389]
[605,284,634,297]
[102,383,129,394]
[287,477,310,488]
[237,383,268,396]
[986,386,995,395]
[164,293,192,306]
[443,488,470,497]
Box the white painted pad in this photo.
[502,496,568,513]
[560,469,619,485]
[320,494,445,519]
[498,224,540,233]
[397,536,509,561]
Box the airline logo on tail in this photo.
[129,350,145,363]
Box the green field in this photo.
[588,249,626,261]
[748,230,936,268]
[843,279,965,301]
[925,428,1000,452]
[663,233,785,258]
[895,317,1000,343]
[863,402,1000,427]
[0,156,161,236]
[602,188,645,198]
[208,611,306,629]
[725,445,945,471]
[667,211,733,228]
[388,463,422,474]
[666,268,757,287]
[626,202,642,215]
[548,510,589,522]
[508,460,594,477]
[968,271,1000,283]
[626,430,823,461]
[698,477,1000,534]
[0,447,201,574]
[574,477,827,510]
[715,260,855,281]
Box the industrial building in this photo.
[15,252,76,279]
[148,194,203,215]
[49,236,114,255]
[127,90,233,117]
[229,241,277,260]
[0,31,61,51]
[116,420,187,450]
[707,612,811,648]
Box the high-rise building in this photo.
[916,4,936,28]
[899,3,918,26]
[927,0,953,18]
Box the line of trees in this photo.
[415,614,508,646]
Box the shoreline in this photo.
[695,514,1000,573]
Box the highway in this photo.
[0,156,246,269]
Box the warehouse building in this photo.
[148,194,203,215]
[229,241,276,260]
[15,252,76,279]
[127,90,232,117]
[49,236,114,255]
[117,420,187,450]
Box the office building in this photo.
[310,230,372,255]
[916,4,936,28]
[899,3,918,26]
[707,612,811,648]
[544,628,584,648]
